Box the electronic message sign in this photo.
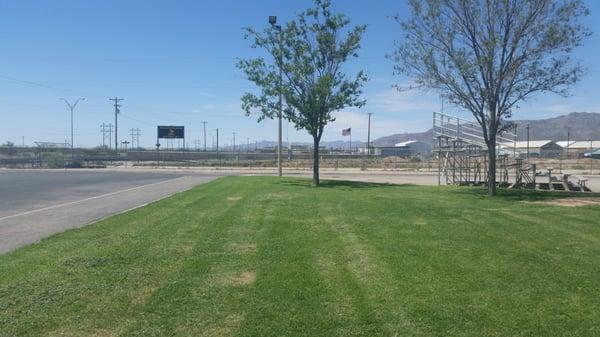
[157,126,184,139]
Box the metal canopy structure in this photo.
[34,141,70,149]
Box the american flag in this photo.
[342,128,351,136]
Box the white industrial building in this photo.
[369,140,432,158]
[556,140,600,154]
[500,140,563,158]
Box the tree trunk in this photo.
[312,137,320,186]
[487,140,497,196]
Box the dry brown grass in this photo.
[531,198,600,207]
[222,271,256,286]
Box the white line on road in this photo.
[0,176,189,221]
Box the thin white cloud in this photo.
[366,88,440,113]
[321,110,430,141]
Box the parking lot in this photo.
[0,169,219,253]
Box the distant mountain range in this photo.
[372,112,600,147]
[512,112,600,141]
[245,140,365,150]
[372,130,434,147]
[248,112,600,149]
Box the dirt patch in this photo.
[227,196,242,202]
[178,244,194,255]
[531,198,600,207]
[130,285,159,305]
[50,328,117,337]
[227,243,257,254]
[188,313,243,337]
[222,271,256,286]
[258,192,296,200]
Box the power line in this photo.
[100,123,114,149]
[130,128,141,148]
[232,132,236,153]
[101,123,108,148]
[135,128,141,148]
[367,112,373,155]
[60,97,85,160]
[107,124,113,149]
[201,121,207,152]
[109,97,124,151]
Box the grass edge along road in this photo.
[1,176,599,337]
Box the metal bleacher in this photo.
[432,112,591,192]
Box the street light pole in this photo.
[201,121,207,152]
[60,97,85,160]
[590,139,594,175]
[216,128,219,158]
[270,15,283,177]
[367,112,373,155]
[566,127,571,159]
[233,132,236,153]
[526,124,530,163]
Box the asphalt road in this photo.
[0,170,219,254]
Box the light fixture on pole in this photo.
[270,15,283,177]
[526,123,530,163]
[367,112,373,155]
[60,97,85,160]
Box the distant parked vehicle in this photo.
[583,149,600,159]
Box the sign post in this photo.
[157,126,185,165]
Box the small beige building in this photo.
[501,140,563,158]
[557,141,600,155]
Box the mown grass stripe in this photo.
[1,176,599,337]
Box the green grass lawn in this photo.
[1,176,599,337]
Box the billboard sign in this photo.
[157,126,184,139]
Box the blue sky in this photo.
[1,0,599,148]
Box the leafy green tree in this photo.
[393,0,590,195]
[2,141,16,155]
[238,0,368,186]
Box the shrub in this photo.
[409,156,422,163]
[47,152,66,168]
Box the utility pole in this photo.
[270,15,283,177]
[201,121,207,152]
[511,124,518,159]
[101,123,107,148]
[107,124,113,150]
[126,128,141,149]
[130,128,136,149]
[232,132,236,153]
[216,128,219,157]
[135,128,141,149]
[590,139,594,175]
[566,127,571,159]
[60,97,85,160]
[367,112,373,155]
[121,141,130,168]
[526,124,530,163]
[109,97,124,152]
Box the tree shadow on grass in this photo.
[448,185,600,202]
[280,178,416,190]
